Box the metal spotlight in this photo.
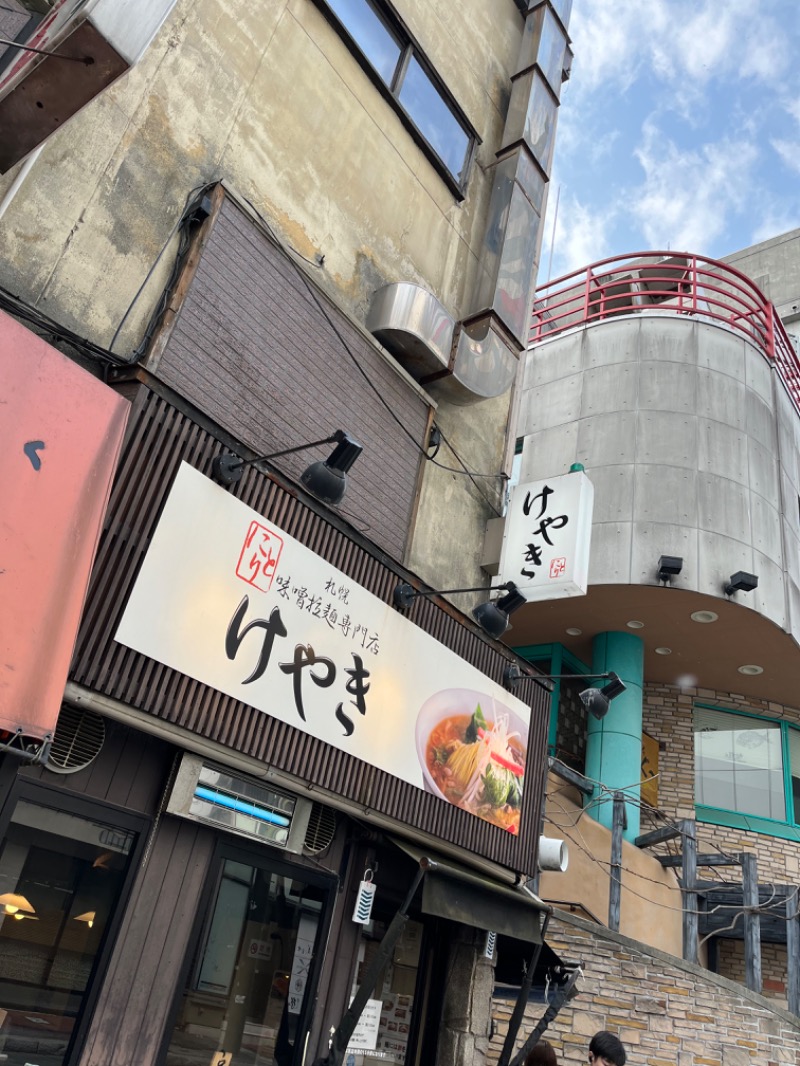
[392,581,527,640]
[212,430,362,507]
[472,585,527,640]
[657,555,683,583]
[300,432,363,505]
[725,571,759,596]
[578,672,626,720]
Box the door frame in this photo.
[158,834,337,1066]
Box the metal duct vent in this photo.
[304,802,336,854]
[47,704,105,775]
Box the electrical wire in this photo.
[544,768,798,930]
[0,284,126,367]
[234,191,509,518]
[108,180,217,356]
[0,184,215,374]
[10,173,509,517]
[547,756,742,874]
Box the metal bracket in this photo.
[0,728,52,765]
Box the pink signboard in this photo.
[0,310,129,754]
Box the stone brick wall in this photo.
[718,939,789,1001]
[489,911,800,1066]
[638,682,800,1005]
[641,682,800,881]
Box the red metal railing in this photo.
[531,252,800,410]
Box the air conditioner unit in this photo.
[0,0,178,173]
[165,753,313,855]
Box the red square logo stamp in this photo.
[236,521,284,592]
[549,556,566,579]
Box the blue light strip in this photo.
[194,785,291,827]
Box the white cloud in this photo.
[771,138,800,175]
[567,0,792,101]
[629,122,759,253]
[751,203,800,245]
[539,193,617,281]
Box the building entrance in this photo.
[164,848,332,1066]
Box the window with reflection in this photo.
[317,0,474,188]
[326,0,401,83]
[0,796,138,1066]
[694,707,785,820]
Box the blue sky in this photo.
[541,0,800,282]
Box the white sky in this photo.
[540,0,800,282]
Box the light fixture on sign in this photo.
[502,666,626,720]
[738,664,764,676]
[212,430,363,505]
[393,581,526,639]
[691,610,718,624]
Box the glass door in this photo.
[164,851,332,1066]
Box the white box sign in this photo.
[500,471,594,601]
[116,463,532,833]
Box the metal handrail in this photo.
[531,251,800,411]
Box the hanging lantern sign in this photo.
[352,871,376,924]
[500,469,594,602]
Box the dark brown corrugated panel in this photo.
[72,386,549,870]
[152,195,429,562]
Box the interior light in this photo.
[0,892,35,916]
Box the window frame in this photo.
[311,0,480,198]
[158,835,338,1066]
[693,702,800,840]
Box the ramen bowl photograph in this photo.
[415,688,529,832]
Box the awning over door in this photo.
[391,838,547,943]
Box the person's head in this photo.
[524,1040,558,1066]
[589,1031,626,1066]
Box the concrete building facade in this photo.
[490,241,800,1063]
[0,2,573,1065]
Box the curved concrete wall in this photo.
[517,314,800,638]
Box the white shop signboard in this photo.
[500,470,594,602]
[116,463,531,832]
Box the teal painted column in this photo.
[584,631,644,841]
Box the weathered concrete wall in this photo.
[439,926,497,1066]
[0,0,520,345]
[723,228,800,325]
[518,315,800,638]
[489,911,800,1066]
[0,0,531,592]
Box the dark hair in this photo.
[589,1031,626,1066]
[524,1040,557,1066]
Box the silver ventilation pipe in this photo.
[367,1,572,404]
